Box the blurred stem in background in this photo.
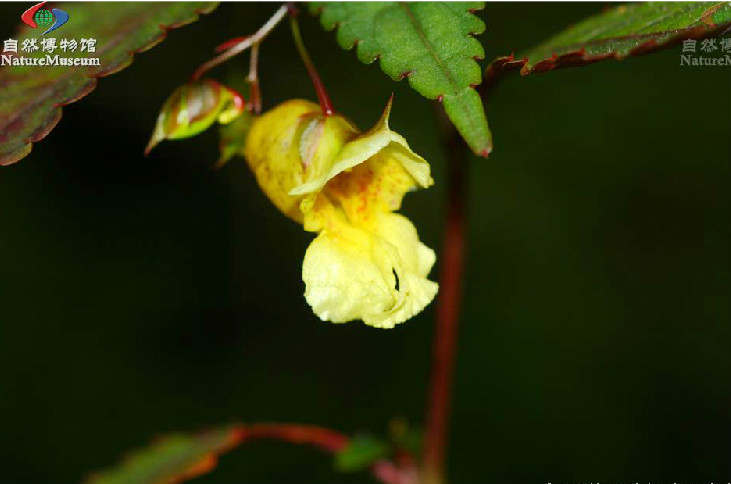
[422,109,470,484]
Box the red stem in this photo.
[303,56,334,116]
[215,35,250,53]
[248,43,262,114]
[225,423,416,484]
[234,423,348,453]
[191,5,287,81]
[422,122,468,484]
[289,14,334,116]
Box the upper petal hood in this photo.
[244,99,358,222]
[289,97,433,197]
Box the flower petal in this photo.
[289,97,433,197]
[302,211,437,328]
[323,150,420,223]
[244,100,320,222]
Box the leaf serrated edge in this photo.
[0,2,219,167]
[315,2,486,98]
[484,7,731,88]
[311,2,492,156]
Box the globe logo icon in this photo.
[21,2,70,35]
[33,9,54,28]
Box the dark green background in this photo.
[0,2,729,483]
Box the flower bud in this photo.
[145,80,245,155]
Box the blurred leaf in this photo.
[309,2,492,156]
[334,435,389,472]
[85,423,352,484]
[387,418,423,455]
[84,427,242,484]
[0,2,218,166]
[486,2,731,82]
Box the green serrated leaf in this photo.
[0,2,218,166]
[310,2,492,156]
[84,427,241,484]
[487,2,731,81]
[335,435,390,472]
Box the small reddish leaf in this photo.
[84,423,350,484]
[0,2,218,166]
[84,427,243,484]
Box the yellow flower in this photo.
[244,98,438,328]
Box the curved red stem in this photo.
[233,423,348,453]
[226,423,417,484]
